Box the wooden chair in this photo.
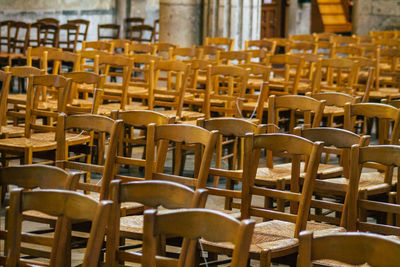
[55,113,123,201]
[58,23,80,52]
[0,74,71,165]
[289,34,318,43]
[312,58,358,95]
[374,49,400,100]
[37,23,60,47]
[128,42,157,55]
[153,42,177,59]
[0,70,23,138]
[0,21,12,66]
[264,37,292,53]
[124,17,144,39]
[46,49,81,74]
[151,60,203,121]
[6,21,30,66]
[128,24,154,43]
[142,209,255,267]
[6,189,111,266]
[0,165,78,262]
[3,66,44,126]
[205,37,235,51]
[67,19,90,44]
[201,133,325,266]
[106,180,208,266]
[287,41,318,55]
[352,145,400,235]
[297,231,400,267]
[26,46,61,70]
[109,109,175,184]
[196,45,224,60]
[109,39,131,55]
[266,54,305,95]
[245,39,277,55]
[62,71,105,115]
[81,40,114,52]
[197,117,267,209]
[98,23,120,40]
[216,50,250,65]
[307,91,359,128]
[331,45,363,58]
[37,18,59,26]
[96,54,134,114]
[171,47,203,61]
[204,65,249,119]
[330,35,360,47]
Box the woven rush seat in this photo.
[0,125,25,137]
[325,172,392,195]
[87,192,144,216]
[201,220,344,259]
[8,94,27,104]
[97,103,148,116]
[323,105,344,115]
[364,88,400,99]
[255,162,343,186]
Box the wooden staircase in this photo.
[311,0,352,33]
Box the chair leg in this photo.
[260,249,272,267]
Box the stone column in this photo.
[116,0,128,30]
[159,0,202,47]
[203,0,261,50]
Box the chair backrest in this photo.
[244,39,277,54]
[67,19,90,44]
[128,42,157,55]
[110,39,131,54]
[205,65,249,119]
[171,47,203,61]
[58,23,80,52]
[6,189,111,267]
[268,94,325,134]
[344,102,400,145]
[98,23,120,40]
[37,22,60,47]
[146,123,218,189]
[37,18,59,26]
[241,133,323,237]
[46,50,81,74]
[312,58,358,94]
[287,41,318,54]
[289,34,317,43]
[0,70,11,127]
[56,113,123,199]
[62,72,105,114]
[331,45,363,58]
[266,54,305,95]
[96,54,134,109]
[81,40,114,52]
[124,17,144,39]
[330,35,360,47]
[107,180,208,266]
[26,46,61,70]
[216,51,250,65]
[205,37,235,51]
[128,24,154,43]
[8,21,30,54]
[0,20,11,53]
[196,45,224,60]
[25,75,71,138]
[151,60,190,118]
[349,145,400,233]
[297,231,400,267]
[295,127,370,227]
[197,117,267,210]
[79,49,111,73]
[153,19,159,42]
[143,209,255,267]
[109,109,175,182]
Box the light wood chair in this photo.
[245,39,277,55]
[330,35,360,47]
[287,41,318,55]
[128,42,157,55]
[171,46,203,61]
[0,165,79,262]
[0,74,71,165]
[106,180,208,266]
[46,49,81,74]
[266,54,305,95]
[289,34,318,43]
[98,23,120,40]
[109,39,131,55]
[297,231,400,267]
[201,133,326,267]
[110,109,175,185]
[351,145,400,237]
[81,40,114,52]
[26,46,61,70]
[204,65,249,119]
[197,117,267,210]
[6,189,111,266]
[216,50,250,65]
[205,37,235,51]
[3,66,45,126]
[142,209,255,267]
[0,70,23,138]
[153,42,177,59]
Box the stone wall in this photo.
[354,0,400,35]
